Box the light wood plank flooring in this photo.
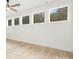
[6,39,73,59]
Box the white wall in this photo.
[6,0,73,52]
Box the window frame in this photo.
[49,5,68,23]
[22,15,30,24]
[32,10,45,24]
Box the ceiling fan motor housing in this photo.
[7,0,9,2]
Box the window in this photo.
[50,7,68,22]
[33,12,44,23]
[8,20,12,26]
[22,16,29,24]
[14,18,19,25]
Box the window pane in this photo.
[34,12,44,23]
[22,16,29,24]
[8,20,12,26]
[50,7,68,22]
[14,18,19,25]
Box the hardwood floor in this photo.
[6,39,73,59]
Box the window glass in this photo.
[8,20,12,26]
[22,16,29,24]
[14,18,19,25]
[50,7,68,22]
[34,12,44,23]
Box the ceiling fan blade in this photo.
[10,4,20,7]
[9,7,17,12]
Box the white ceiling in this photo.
[6,0,53,16]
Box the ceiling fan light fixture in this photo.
[6,7,10,10]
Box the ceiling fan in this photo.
[6,0,20,12]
